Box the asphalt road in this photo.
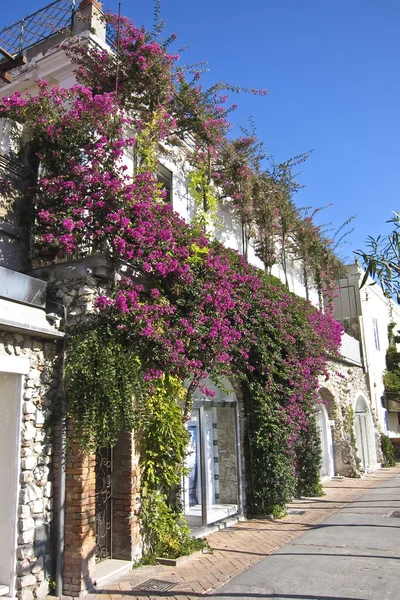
[209,473,400,600]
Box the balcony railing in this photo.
[383,394,400,413]
[0,0,76,56]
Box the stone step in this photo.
[0,584,10,597]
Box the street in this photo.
[210,472,400,600]
[95,466,400,600]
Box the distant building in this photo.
[334,263,400,442]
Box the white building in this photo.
[333,263,400,439]
[0,1,384,597]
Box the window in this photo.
[372,318,380,351]
[157,163,172,204]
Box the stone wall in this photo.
[0,331,60,600]
[215,406,238,505]
[231,382,246,514]
[320,359,377,477]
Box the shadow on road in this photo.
[101,589,369,599]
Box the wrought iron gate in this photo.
[95,447,113,562]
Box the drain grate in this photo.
[389,511,400,518]
[287,509,305,515]
[133,578,177,592]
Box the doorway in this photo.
[182,379,242,530]
[354,395,376,470]
[316,405,334,479]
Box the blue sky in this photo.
[2,0,400,262]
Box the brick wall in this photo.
[62,429,96,597]
[111,432,142,561]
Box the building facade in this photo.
[0,1,384,598]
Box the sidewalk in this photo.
[84,465,400,600]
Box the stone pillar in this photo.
[62,430,96,597]
[112,432,142,561]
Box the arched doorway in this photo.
[354,395,377,470]
[316,403,334,478]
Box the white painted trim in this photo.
[10,376,23,597]
[316,403,335,479]
[0,356,30,375]
[0,371,24,597]
[353,392,378,468]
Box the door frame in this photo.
[354,393,377,470]
[0,355,29,597]
[316,404,334,479]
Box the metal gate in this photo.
[95,447,113,562]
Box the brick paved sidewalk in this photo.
[78,465,400,600]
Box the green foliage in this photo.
[66,329,206,560]
[65,322,146,451]
[355,211,400,294]
[188,163,220,230]
[381,433,397,468]
[137,375,189,493]
[245,381,297,515]
[137,375,207,559]
[295,415,325,498]
[140,492,206,561]
[383,367,400,398]
[383,323,400,399]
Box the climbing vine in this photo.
[295,414,324,497]
[65,322,147,451]
[137,376,205,559]
[0,6,346,557]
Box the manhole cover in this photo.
[389,511,400,518]
[133,578,177,592]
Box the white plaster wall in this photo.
[0,373,21,590]
[360,285,400,431]
[354,393,378,471]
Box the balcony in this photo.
[340,331,362,366]
[383,394,400,414]
[0,0,75,57]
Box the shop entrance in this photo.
[183,379,242,530]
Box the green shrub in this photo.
[295,415,325,498]
[381,433,397,468]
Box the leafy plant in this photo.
[355,211,400,294]
[65,322,146,451]
[0,6,347,539]
[381,433,397,468]
[295,414,324,497]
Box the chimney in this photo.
[73,0,106,43]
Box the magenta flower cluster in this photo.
[0,15,344,452]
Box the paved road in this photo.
[209,473,400,600]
